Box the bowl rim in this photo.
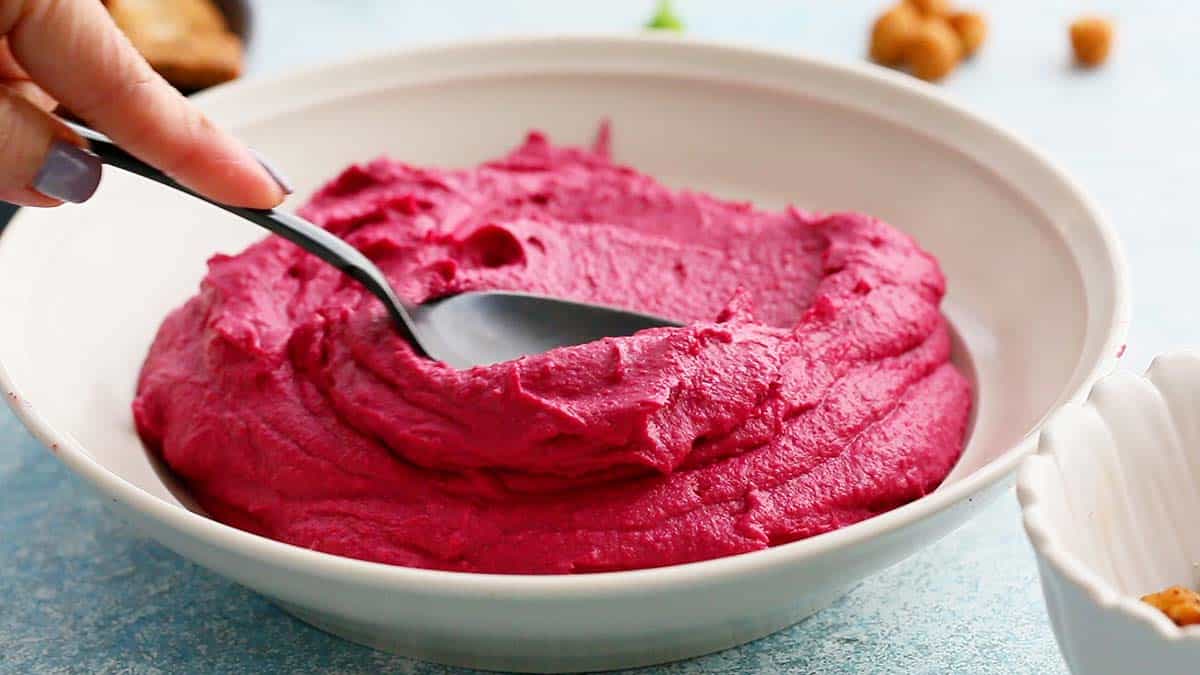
[1019,352,1200,641]
[1,33,1131,595]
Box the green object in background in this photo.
[646,0,684,32]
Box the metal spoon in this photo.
[64,122,681,369]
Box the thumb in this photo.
[0,85,99,206]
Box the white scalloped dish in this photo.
[0,37,1128,672]
[1020,352,1200,674]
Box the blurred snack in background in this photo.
[907,0,951,16]
[869,3,921,65]
[869,0,987,82]
[871,3,1115,82]
[1070,16,1114,68]
[104,0,244,92]
[904,15,962,82]
[948,11,987,58]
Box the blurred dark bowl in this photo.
[0,202,16,230]
[213,0,255,55]
[184,0,256,95]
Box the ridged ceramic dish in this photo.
[0,36,1128,672]
[1020,352,1200,674]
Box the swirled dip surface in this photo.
[134,130,972,574]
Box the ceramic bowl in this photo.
[0,36,1128,672]
[1019,353,1200,674]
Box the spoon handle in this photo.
[61,121,424,352]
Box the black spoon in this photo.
[65,122,681,368]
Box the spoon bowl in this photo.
[415,291,682,369]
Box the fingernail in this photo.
[33,140,102,203]
[251,149,294,195]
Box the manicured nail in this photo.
[251,149,294,195]
[33,140,102,203]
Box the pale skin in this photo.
[0,0,285,207]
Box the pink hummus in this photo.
[133,129,972,574]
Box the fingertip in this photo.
[23,195,65,207]
[158,147,288,209]
[220,159,289,209]
[251,149,294,196]
[198,118,293,208]
[243,182,288,210]
[0,187,64,208]
[243,164,290,209]
[154,120,292,209]
[228,148,291,208]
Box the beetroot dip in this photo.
[133,129,972,574]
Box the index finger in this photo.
[1,0,288,208]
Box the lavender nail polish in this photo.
[33,140,102,203]
[251,149,294,195]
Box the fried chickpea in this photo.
[949,11,987,58]
[870,3,922,65]
[905,0,951,17]
[904,18,961,81]
[1142,586,1200,627]
[1070,16,1114,67]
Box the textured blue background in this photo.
[1,1,1187,672]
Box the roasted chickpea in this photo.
[870,3,922,65]
[905,0,951,17]
[1143,586,1200,627]
[905,18,961,81]
[1070,16,1114,67]
[949,11,987,58]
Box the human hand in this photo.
[0,0,289,207]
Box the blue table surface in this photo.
[2,1,1189,672]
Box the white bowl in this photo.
[0,36,1128,672]
[1019,353,1200,674]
